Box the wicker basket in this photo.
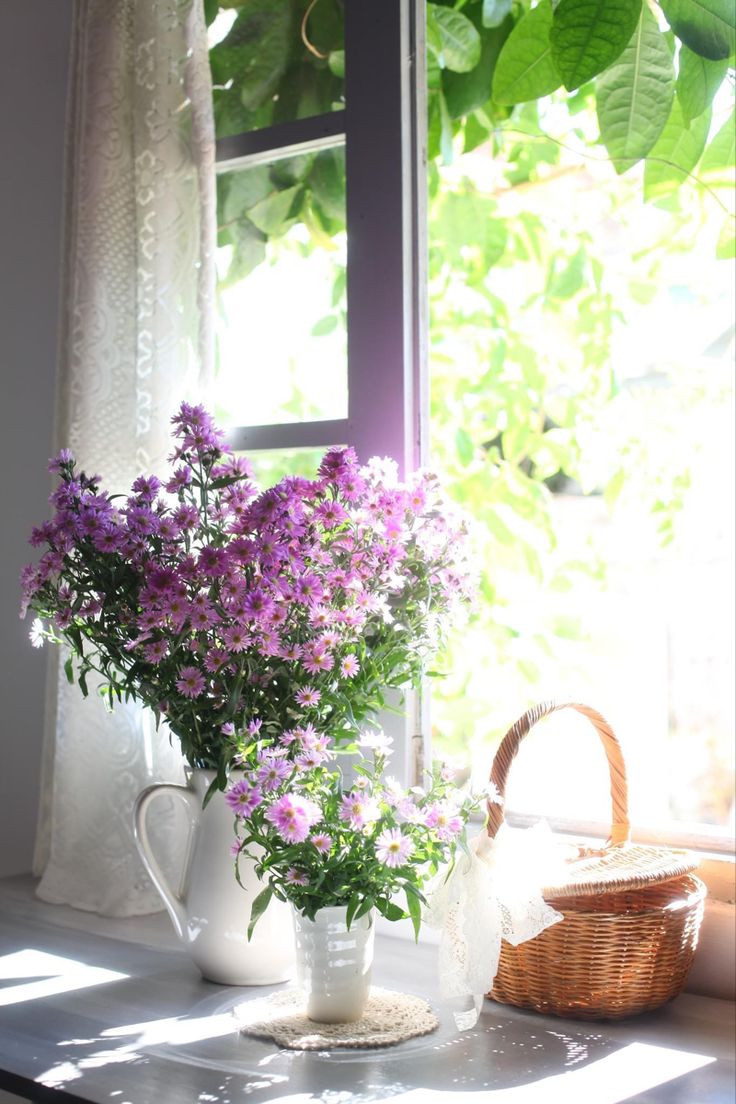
[486,701,707,1020]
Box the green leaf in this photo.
[443,14,514,120]
[550,0,642,91]
[456,427,475,465]
[483,0,514,28]
[308,149,345,221]
[698,109,735,185]
[439,89,455,164]
[210,3,293,111]
[644,100,711,199]
[247,185,302,236]
[659,0,735,60]
[596,6,675,174]
[78,670,89,698]
[247,886,273,941]
[311,315,338,336]
[405,886,423,940]
[345,892,361,930]
[676,46,728,122]
[429,5,482,72]
[328,50,345,78]
[492,0,563,105]
[64,655,74,684]
[376,899,405,922]
[716,216,736,259]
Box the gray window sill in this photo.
[0,875,733,1104]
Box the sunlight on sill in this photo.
[0,949,126,1007]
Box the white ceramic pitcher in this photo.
[134,769,294,985]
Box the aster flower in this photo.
[339,791,380,830]
[265,793,322,843]
[225,779,263,816]
[285,868,309,886]
[175,666,206,698]
[257,756,291,791]
[375,828,415,868]
[310,832,333,854]
[340,653,360,678]
[295,685,321,707]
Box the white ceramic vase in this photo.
[293,905,375,1023]
[134,769,294,985]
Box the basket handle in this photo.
[487,701,630,846]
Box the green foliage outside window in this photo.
[208,1,735,823]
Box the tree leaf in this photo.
[550,0,642,92]
[429,5,482,72]
[247,886,273,941]
[644,100,711,199]
[698,109,735,185]
[311,315,338,336]
[596,6,675,174]
[247,185,302,236]
[443,10,514,120]
[659,0,735,61]
[716,216,735,259]
[483,0,514,28]
[210,3,293,110]
[676,46,728,122]
[308,149,345,221]
[492,0,563,105]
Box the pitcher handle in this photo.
[133,782,199,941]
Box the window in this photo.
[209,2,735,856]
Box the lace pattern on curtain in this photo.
[33,0,215,916]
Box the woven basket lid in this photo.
[487,702,700,899]
[540,841,699,898]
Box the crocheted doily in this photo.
[233,987,439,1050]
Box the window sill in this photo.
[0,874,734,1104]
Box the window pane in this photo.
[238,447,335,488]
[427,79,735,837]
[208,3,345,139]
[215,150,347,430]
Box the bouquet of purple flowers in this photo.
[22,403,474,795]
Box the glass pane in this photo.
[215,149,347,429]
[426,41,735,837]
[208,3,345,139]
[237,447,337,488]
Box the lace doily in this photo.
[234,988,439,1051]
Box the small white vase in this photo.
[134,769,294,985]
[293,905,375,1023]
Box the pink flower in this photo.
[340,653,360,678]
[339,791,380,830]
[302,645,334,674]
[295,685,321,707]
[358,730,393,757]
[265,793,322,843]
[424,802,462,841]
[310,832,333,854]
[375,828,415,868]
[285,868,309,886]
[175,665,206,698]
[225,780,263,816]
[257,756,291,791]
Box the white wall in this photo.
[0,2,73,876]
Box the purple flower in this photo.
[424,802,463,841]
[285,868,309,887]
[175,666,206,698]
[375,828,415,868]
[339,791,380,830]
[340,654,360,678]
[257,756,291,791]
[48,449,74,474]
[225,779,263,816]
[264,793,321,843]
[310,832,333,854]
[295,685,321,707]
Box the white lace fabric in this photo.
[33,0,215,916]
[424,824,567,1028]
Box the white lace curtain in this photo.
[33,0,216,915]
